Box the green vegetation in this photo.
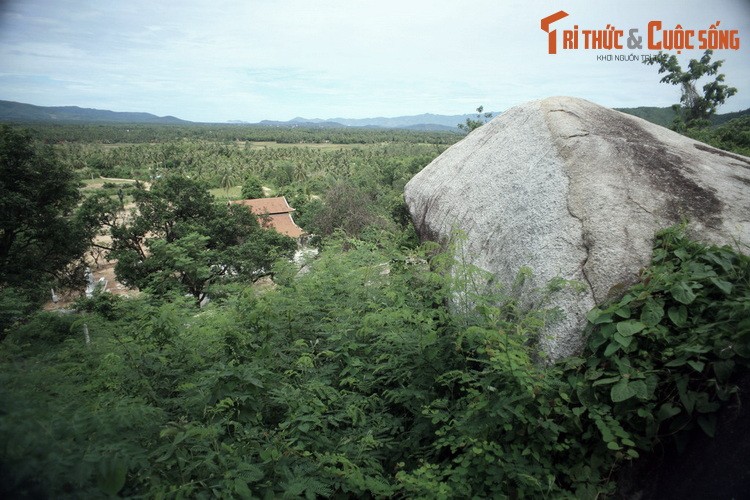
[617,109,750,158]
[241,174,265,199]
[625,53,749,158]
[457,105,493,132]
[21,122,461,145]
[0,126,84,287]
[80,176,297,304]
[1,221,748,498]
[579,226,750,451]
[1,122,748,498]
[644,50,738,131]
[617,106,677,128]
[0,126,100,330]
[685,115,750,157]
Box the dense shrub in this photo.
[0,226,747,498]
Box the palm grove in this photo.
[1,53,750,497]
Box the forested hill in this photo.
[616,106,676,127]
[617,105,750,128]
[0,100,188,124]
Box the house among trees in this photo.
[231,196,306,243]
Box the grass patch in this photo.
[208,185,244,200]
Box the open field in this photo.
[81,177,139,190]
[71,141,373,152]
[243,141,368,150]
[208,185,244,200]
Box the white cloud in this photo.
[0,0,748,121]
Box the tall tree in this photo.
[0,126,97,332]
[644,50,737,130]
[91,176,296,303]
[0,126,90,292]
[241,173,265,199]
[309,182,380,237]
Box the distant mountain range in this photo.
[0,100,496,130]
[0,100,188,124]
[1,99,747,130]
[257,119,461,132]
[261,112,500,131]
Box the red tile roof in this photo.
[231,196,305,238]
[262,213,305,238]
[232,197,295,215]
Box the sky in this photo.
[0,0,748,123]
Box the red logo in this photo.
[541,11,740,55]
[541,11,569,54]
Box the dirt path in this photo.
[45,182,144,310]
[98,176,139,182]
[44,260,139,311]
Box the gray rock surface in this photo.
[405,96,750,360]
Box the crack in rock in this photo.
[558,166,596,303]
[627,192,655,216]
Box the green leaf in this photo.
[682,344,711,354]
[687,360,705,372]
[237,463,265,483]
[97,458,127,496]
[670,282,697,305]
[604,342,621,357]
[653,247,668,263]
[234,478,253,498]
[572,406,587,416]
[674,248,690,261]
[592,376,622,387]
[702,251,734,273]
[595,420,616,442]
[739,317,750,337]
[613,332,632,347]
[614,306,632,319]
[586,308,602,323]
[600,322,617,337]
[713,360,735,383]
[709,277,732,295]
[664,357,688,367]
[697,414,716,438]
[611,380,636,403]
[607,441,621,451]
[630,380,649,400]
[679,389,696,414]
[657,403,681,421]
[686,262,716,280]
[587,308,613,325]
[620,294,636,305]
[616,320,646,337]
[640,300,664,326]
[589,331,608,350]
[667,305,688,326]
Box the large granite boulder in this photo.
[405,96,750,360]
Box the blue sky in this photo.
[1,0,748,122]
